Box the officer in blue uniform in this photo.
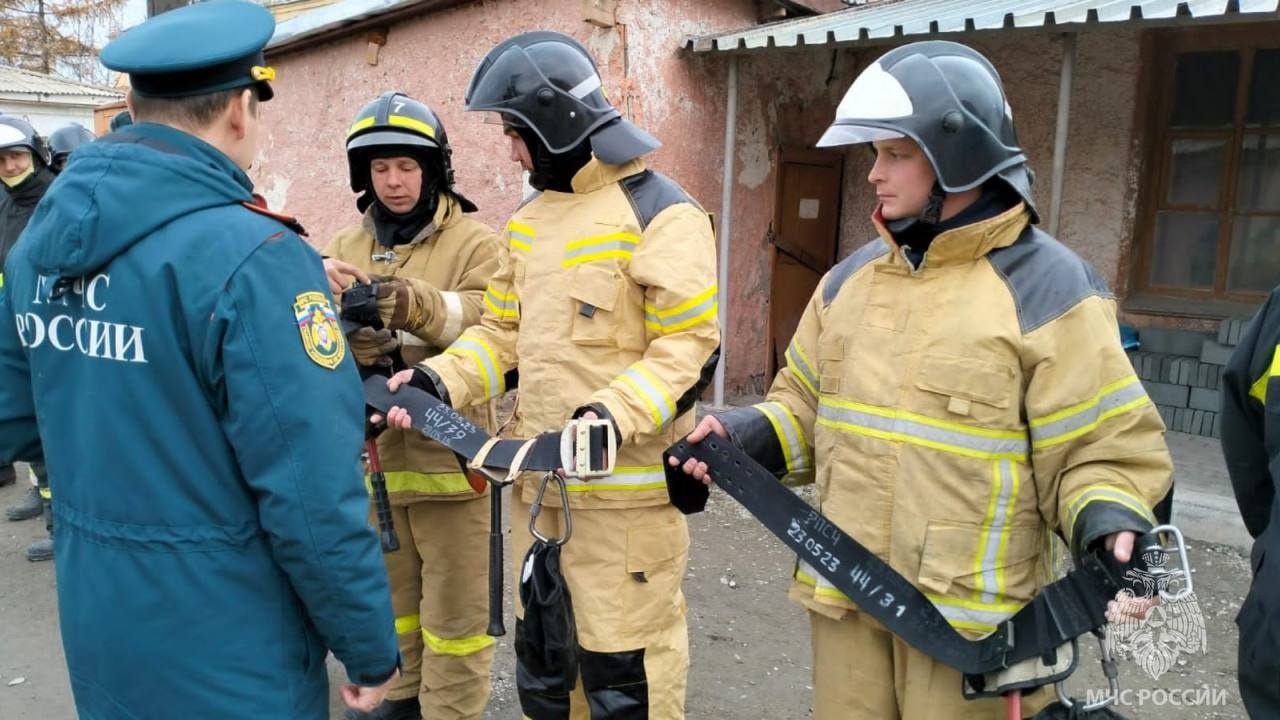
[0,2,401,717]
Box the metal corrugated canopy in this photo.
[685,0,1280,53]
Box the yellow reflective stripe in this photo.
[561,232,639,267]
[507,220,536,237]
[0,272,5,288]
[1249,344,1279,404]
[348,116,375,135]
[645,285,718,319]
[564,232,640,252]
[563,466,667,493]
[785,341,818,396]
[347,114,436,140]
[484,285,519,319]
[446,336,504,399]
[926,593,1022,634]
[973,461,1020,603]
[795,563,849,600]
[660,306,718,334]
[756,401,810,473]
[366,471,473,495]
[1029,376,1150,449]
[395,614,421,635]
[993,462,1022,599]
[507,221,534,253]
[644,286,719,334]
[618,365,675,426]
[421,626,495,657]
[1063,486,1155,541]
[389,115,436,139]
[563,250,635,267]
[818,398,1029,461]
[39,486,52,500]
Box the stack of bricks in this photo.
[1125,317,1253,438]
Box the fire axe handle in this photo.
[487,484,506,637]
[365,438,400,553]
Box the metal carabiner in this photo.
[1056,631,1121,712]
[1142,524,1194,602]
[528,472,573,546]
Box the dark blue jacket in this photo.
[0,123,398,719]
[1221,287,1280,716]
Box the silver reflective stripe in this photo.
[977,461,1017,603]
[450,338,500,397]
[621,367,675,425]
[817,402,1029,459]
[647,294,717,330]
[757,402,809,472]
[509,230,533,250]
[398,330,428,347]
[563,238,637,261]
[929,598,1018,629]
[439,291,464,345]
[1030,378,1149,446]
[797,560,844,597]
[569,73,602,99]
[563,467,666,492]
[1065,486,1154,534]
[785,342,818,392]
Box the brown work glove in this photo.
[373,276,431,332]
[348,326,399,366]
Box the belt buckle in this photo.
[1142,524,1194,603]
[559,418,617,480]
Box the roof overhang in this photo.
[685,0,1280,53]
[267,0,471,56]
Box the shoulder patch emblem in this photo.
[294,291,345,369]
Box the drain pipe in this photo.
[1048,32,1076,237]
[713,54,739,407]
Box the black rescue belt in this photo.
[661,436,1193,684]
[365,380,612,719]
[363,378,617,481]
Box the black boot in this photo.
[6,486,42,521]
[24,537,53,562]
[342,696,420,720]
[25,498,53,562]
[0,464,14,488]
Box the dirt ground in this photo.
[0,445,1255,719]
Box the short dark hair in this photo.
[130,88,259,128]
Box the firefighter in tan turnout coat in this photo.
[382,32,720,720]
[674,41,1174,720]
[326,92,501,720]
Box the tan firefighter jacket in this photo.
[717,203,1173,638]
[419,157,721,511]
[325,193,501,503]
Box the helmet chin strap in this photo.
[920,181,946,225]
[886,181,947,235]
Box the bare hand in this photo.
[324,258,371,296]
[666,415,728,486]
[1103,530,1160,621]
[367,369,418,430]
[1105,531,1137,563]
[1107,592,1160,623]
[340,669,399,713]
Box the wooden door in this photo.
[767,148,844,378]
